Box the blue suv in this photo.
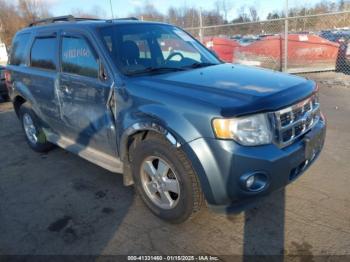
[6,16,326,223]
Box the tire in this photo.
[19,103,54,152]
[130,132,203,223]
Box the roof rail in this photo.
[113,17,139,21]
[28,15,102,27]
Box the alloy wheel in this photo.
[23,113,38,144]
[140,156,180,210]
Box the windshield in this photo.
[99,23,221,76]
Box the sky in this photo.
[46,0,338,21]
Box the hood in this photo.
[131,63,316,117]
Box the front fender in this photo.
[119,120,180,161]
[118,103,210,157]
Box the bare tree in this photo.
[249,7,259,22]
[267,11,281,20]
[0,1,24,47]
[131,3,164,22]
[167,7,179,25]
[215,0,233,22]
[18,0,50,23]
[71,5,106,19]
[0,0,51,47]
[233,6,250,23]
[182,7,200,28]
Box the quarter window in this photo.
[30,37,57,70]
[9,33,31,66]
[61,36,99,78]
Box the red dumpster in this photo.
[203,34,340,72]
[203,37,240,62]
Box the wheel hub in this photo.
[23,113,38,144]
[140,156,180,210]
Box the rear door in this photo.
[27,32,62,131]
[57,30,116,156]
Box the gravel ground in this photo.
[0,72,349,259]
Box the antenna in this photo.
[109,0,115,19]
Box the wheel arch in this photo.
[120,122,181,163]
[13,95,27,117]
[119,121,216,206]
[119,121,184,187]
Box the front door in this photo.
[57,32,116,156]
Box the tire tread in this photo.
[130,131,204,222]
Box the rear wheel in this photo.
[19,103,54,152]
[130,132,203,223]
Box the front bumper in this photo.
[182,116,326,213]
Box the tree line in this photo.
[0,0,50,47]
[0,0,350,48]
[130,0,350,37]
[0,0,105,48]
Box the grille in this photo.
[271,94,320,147]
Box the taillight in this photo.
[4,70,11,83]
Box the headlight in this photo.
[212,113,273,146]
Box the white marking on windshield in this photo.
[173,29,194,42]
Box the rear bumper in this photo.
[182,116,326,213]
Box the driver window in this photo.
[157,33,201,62]
[61,36,99,78]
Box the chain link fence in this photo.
[185,11,350,74]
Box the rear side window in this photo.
[9,33,30,66]
[30,37,57,70]
[61,36,99,78]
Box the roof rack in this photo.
[28,15,102,27]
[113,17,139,21]
[28,15,140,27]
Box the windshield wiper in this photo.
[126,66,187,76]
[185,62,218,69]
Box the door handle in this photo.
[60,85,72,95]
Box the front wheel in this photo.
[130,133,203,223]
